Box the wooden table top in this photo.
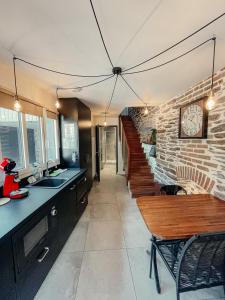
[137,194,225,240]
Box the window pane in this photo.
[0,107,24,171]
[25,114,43,165]
[46,118,57,161]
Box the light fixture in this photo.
[55,88,61,109]
[103,112,107,126]
[13,57,21,111]
[206,37,216,111]
[144,104,149,115]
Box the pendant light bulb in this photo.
[206,90,215,111]
[55,100,61,109]
[104,121,107,126]
[14,98,21,111]
[144,105,149,115]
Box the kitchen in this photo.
[1,1,225,300]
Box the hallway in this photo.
[35,165,225,300]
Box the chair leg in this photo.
[149,243,153,278]
[153,245,161,294]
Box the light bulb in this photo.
[206,90,215,111]
[144,106,149,115]
[14,99,21,111]
[55,100,61,109]
[103,121,107,126]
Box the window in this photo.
[0,107,24,169]
[25,114,43,165]
[46,117,57,161]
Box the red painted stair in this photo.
[120,116,160,198]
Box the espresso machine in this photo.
[0,157,28,199]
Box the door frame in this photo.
[95,125,118,181]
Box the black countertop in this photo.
[0,168,86,240]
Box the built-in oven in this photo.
[13,202,59,300]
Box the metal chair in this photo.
[150,232,225,300]
[160,185,187,195]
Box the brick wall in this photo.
[128,67,225,200]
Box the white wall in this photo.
[92,115,124,177]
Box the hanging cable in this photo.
[206,36,217,111]
[120,75,145,105]
[13,57,22,111]
[211,37,216,90]
[123,38,213,75]
[123,12,225,72]
[105,74,118,113]
[89,0,114,68]
[14,57,112,78]
[57,74,114,91]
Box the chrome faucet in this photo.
[45,160,55,177]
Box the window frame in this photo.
[0,105,60,183]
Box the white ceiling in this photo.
[0,0,225,115]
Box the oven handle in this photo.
[37,247,50,263]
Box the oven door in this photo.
[13,202,59,300]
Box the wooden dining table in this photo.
[137,194,225,240]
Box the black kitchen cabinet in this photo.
[57,173,88,249]
[57,180,77,248]
[58,98,92,191]
[0,237,17,300]
[13,200,59,300]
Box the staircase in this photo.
[120,116,160,198]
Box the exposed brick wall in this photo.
[128,67,225,200]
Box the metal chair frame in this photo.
[150,232,225,300]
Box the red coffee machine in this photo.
[0,157,20,197]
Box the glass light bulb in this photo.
[55,100,61,109]
[144,107,149,115]
[14,99,21,111]
[103,121,107,126]
[206,92,215,111]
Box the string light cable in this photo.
[57,74,115,91]
[105,74,119,113]
[14,56,112,78]
[120,74,146,105]
[123,11,225,72]
[13,56,21,111]
[89,0,114,68]
[122,37,214,75]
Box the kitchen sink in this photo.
[30,178,68,188]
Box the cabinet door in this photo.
[57,180,77,248]
[0,237,17,300]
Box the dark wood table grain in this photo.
[137,194,225,240]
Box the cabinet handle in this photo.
[70,184,76,191]
[51,208,57,216]
[37,247,49,263]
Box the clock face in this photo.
[181,104,203,137]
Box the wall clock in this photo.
[179,97,208,139]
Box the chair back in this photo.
[160,185,187,195]
[176,232,225,293]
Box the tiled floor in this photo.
[35,164,225,300]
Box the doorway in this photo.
[95,125,117,181]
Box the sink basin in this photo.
[31,178,68,188]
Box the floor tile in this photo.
[75,250,136,300]
[63,221,89,252]
[85,220,125,250]
[122,219,150,248]
[35,251,83,300]
[89,192,116,205]
[90,203,120,220]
